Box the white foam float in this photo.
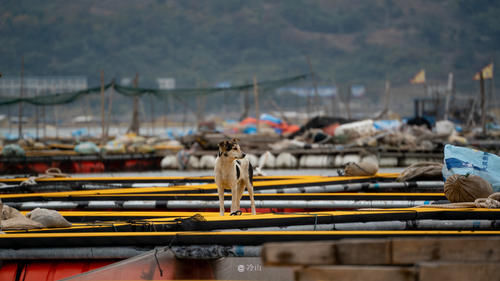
[276,152,298,168]
[245,154,259,168]
[199,155,216,169]
[188,156,200,169]
[160,155,178,169]
[379,157,398,167]
[258,151,276,168]
[401,157,421,166]
[361,154,379,166]
[300,155,334,168]
[342,154,361,165]
[334,154,344,167]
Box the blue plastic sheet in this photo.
[442,144,500,191]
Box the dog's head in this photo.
[218,138,246,160]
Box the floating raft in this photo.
[7,208,500,232]
[2,230,500,248]
[0,174,446,212]
[0,173,499,281]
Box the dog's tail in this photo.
[254,151,271,176]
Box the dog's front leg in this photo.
[247,182,256,215]
[230,186,239,214]
[217,186,225,216]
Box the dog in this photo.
[214,138,256,216]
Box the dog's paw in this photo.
[230,210,242,216]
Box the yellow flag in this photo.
[410,69,426,84]
[473,63,494,80]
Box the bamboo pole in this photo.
[18,56,24,140]
[253,75,260,133]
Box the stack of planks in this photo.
[262,237,500,281]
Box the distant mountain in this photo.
[1,0,499,91]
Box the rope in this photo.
[416,192,500,209]
[20,168,70,186]
[43,168,68,178]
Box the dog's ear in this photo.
[218,141,226,151]
[231,138,240,143]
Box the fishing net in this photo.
[0,74,308,106]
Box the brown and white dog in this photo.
[214,138,256,216]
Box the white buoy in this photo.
[334,154,344,167]
[402,157,421,167]
[245,154,259,168]
[258,151,276,168]
[188,156,200,169]
[199,155,216,169]
[361,154,379,166]
[379,157,398,167]
[276,152,298,168]
[160,155,178,169]
[342,154,361,165]
[300,155,334,168]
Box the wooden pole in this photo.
[42,105,46,138]
[444,73,453,121]
[150,94,155,136]
[105,80,114,138]
[306,56,320,116]
[480,71,486,135]
[346,85,352,120]
[18,56,24,140]
[383,80,391,118]
[163,97,168,130]
[85,96,91,137]
[128,73,140,134]
[54,104,59,139]
[240,82,250,121]
[253,75,260,133]
[100,70,105,143]
[35,90,39,140]
[330,82,337,117]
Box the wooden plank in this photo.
[262,241,336,266]
[264,237,500,267]
[392,237,500,264]
[418,262,500,281]
[295,266,416,281]
[335,239,392,265]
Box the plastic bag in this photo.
[74,141,100,154]
[442,144,500,191]
[2,144,25,157]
